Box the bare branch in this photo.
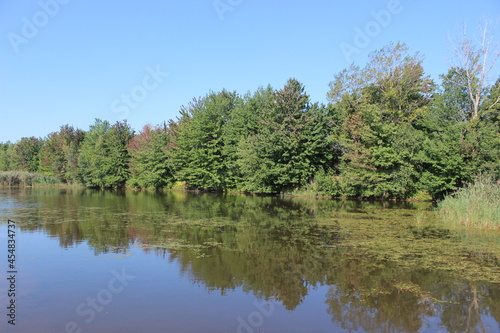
[449,18,500,120]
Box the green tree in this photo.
[438,67,475,122]
[9,137,43,172]
[331,97,383,197]
[173,90,239,191]
[223,86,274,189]
[0,142,12,171]
[128,123,174,189]
[237,78,333,193]
[328,42,434,123]
[78,119,133,188]
[39,125,84,183]
[327,43,434,198]
[475,77,500,178]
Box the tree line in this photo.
[1,42,498,199]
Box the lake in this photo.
[0,188,499,333]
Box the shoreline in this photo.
[0,185,434,202]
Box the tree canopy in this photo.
[1,41,498,198]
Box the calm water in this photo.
[0,188,499,333]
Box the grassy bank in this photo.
[0,171,61,187]
[438,176,500,229]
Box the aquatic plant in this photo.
[439,175,500,229]
[0,171,60,187]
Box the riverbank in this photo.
[3,172,499,229]
[0,173,433,202]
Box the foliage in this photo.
[0,142,12,171]
[475,78,500,179]
[223,86,274,189]
[236,78,334,193]
[325,42,498,199]
[78,119,133,188]
[173,90,239,191]
[128,123,174,189]
[412,96,468,199]
[1,41,498,200]
[39,125,84,183]
[326,43,435,198]
[9,137,43,172]
[328,42,433,122]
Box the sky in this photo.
[0,0,499,142]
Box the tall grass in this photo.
[0,171,61,187]
[438,175,500,229]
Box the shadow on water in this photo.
[1,187,499,333]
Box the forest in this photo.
[1,42,499,200]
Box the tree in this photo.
[450,19,500,120]
[413,93,468,198]
[223,85,274,189]
[475,77,500,178]
[237,79,333,193]
[173,90,239,191]
[39,125,84,183]
[332,97,382,197]
[328,42,434,123]
[78,119,133,188]
[128,123,174,189]
[438,68,474,123]
[0,142,12,171]
[327,43,435,198]
[9,137,43,172]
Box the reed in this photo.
[0,171,61,187]
[438,175,500,229]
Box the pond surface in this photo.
[0,188,499,333]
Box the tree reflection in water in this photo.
[4,188,500,332]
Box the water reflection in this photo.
[1,188,499,332]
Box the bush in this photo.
[438,175,500,229]
[171,181,188,190]
[314,169,342,197]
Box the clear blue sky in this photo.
[1,0,499,142]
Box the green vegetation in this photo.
[1,41,499,213]
[439,176,500,229]
[127,123,174,189]
[39,124,84,184]
[173,90,239,191]
[77,120,133,188]
[0,171,60,186]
